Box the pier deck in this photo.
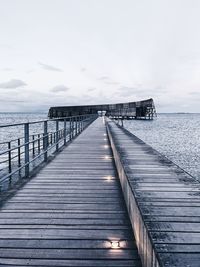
[107,120,200,267]
[0,118,141,267]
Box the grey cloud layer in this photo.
[0,79,27,89]
[1,68,14,71]
[50,85,70,92]
[39,62,63,72]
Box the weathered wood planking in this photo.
[107,120,200,267]
[0,118,141,267]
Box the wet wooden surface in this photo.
[0,118,141,267]
[107,121,200,267]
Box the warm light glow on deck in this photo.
[105,175,113,181]
[104,155,111,160]
[110,241,120,249]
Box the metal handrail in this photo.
[0,114,88,128]
[0,114,98,191]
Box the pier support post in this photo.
[24,123,30,178]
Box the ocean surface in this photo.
[0,112,200,181]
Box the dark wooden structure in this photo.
[48,98,156,120]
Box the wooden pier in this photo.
[0,117,200,266]
[0,118,141,267]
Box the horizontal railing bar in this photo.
[0,129,64,145]
[0,114,91,128]
[0,118,88,145]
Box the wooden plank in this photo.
[0,218,130,225]
[0,211,128,219]
[0,248,140,259]
[0,239,136,249]
[0,258,142,267]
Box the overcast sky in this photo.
[0,0,200,112]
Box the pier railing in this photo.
[0,114,97,192]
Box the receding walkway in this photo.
[107,120,200,267]
[0,118,141,267]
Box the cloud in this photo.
[105,81,119,85]
[81,67,86,72]
[1,98,25,103]
[98,76,119,85]
[50,85,70,93]
[87,87,96,92]
[0,79,27,89]
[39,62,63,72]
[26,69,35,74]
[189,91,200,96]
[0,44,13,49]
[98,76,110,81]
[1,68,14,71]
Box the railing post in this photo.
[83,115,85,129]
[18,138,21,167]
[53,131,55,142]
[81,116,83,131]
[78,116,80,134]
[32,135,35,156]
[24,123,30,178]
[8,142,12,178]
[44,121,48,162]
[38,134,40,154]
[69,118,72,140]
[71,117,74,139]
[64,119,67,145]
[75,117,78,136]
[79,116,81,132]
[56,120,59,151]
[83,115,87,129]
[50,133,53,145]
